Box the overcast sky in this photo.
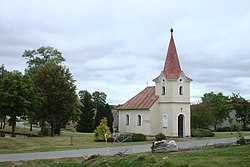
[1,0,250,104]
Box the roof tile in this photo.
[117,86,159,110]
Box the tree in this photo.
[0,71,36,136]
[77,90,95,132]
[0,65,8,129]
[22,46,65,71]
[94,104,105,129]
[23,46,66,130]
[201,92,231,130]
[231,93,250,130]
[92,91,107,109]
[191,103,214,129]
[104,103,114,133]
[94,117,111,142]
[32,62,80,136]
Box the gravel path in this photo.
[1,136,249,162]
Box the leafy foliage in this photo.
[191,103,214,129]
[0,71,37,136]
[94,117,112,142]
[32,62,80,136]
[155,132,166,141]
[132,133,146,141]
[22,46,65,71]
[231,93,250,130]
[201,92,231,130]
[77,90,95,132]
[191,128,215,137]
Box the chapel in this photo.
[117,28,192,137]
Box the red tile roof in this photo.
[154,29,192,81]
[117,86,159,110]
[163,31,182,80]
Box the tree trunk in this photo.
[50,120,54,137]
[3,116,6,129]
[0,118,2,129]
[11,116,16,137]
[29,118,33,131]
[30,123,33,131]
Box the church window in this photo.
[126,114,129,125]
[137,115,142,126]
[179,86,183,95]
[162,114,168,128]
[162,86,166,95]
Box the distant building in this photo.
[117,29,192,137]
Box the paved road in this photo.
[1,136,249,162]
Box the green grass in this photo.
[1,144,250,167]
[0,124,39,136]
[1,124,249,154]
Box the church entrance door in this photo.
[178,114,184,138]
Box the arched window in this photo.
[162,86,165,95]
[162,114,168,128]
[137,115,142,126]
[179,86,183,95]
[126,114,129,125]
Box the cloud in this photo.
[1,0,250,104]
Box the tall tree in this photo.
[32,62,80,136]
[92,91,107,109]
[77,90,95,132]
[22,46,65,71]
[94,104,105,129]
[0,71,36,136]
[201,92,231,130]
[191,103,214,129]
[231,93,250,130]
[0,65,8,129]
[23,46,66,130]
[104,103,114,133]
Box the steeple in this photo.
[162,28,182,80]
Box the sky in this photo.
[1,0,250,104]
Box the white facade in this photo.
[118,29,191,137]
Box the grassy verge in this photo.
[1,144,250,167]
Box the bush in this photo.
[115,132,133,142]
[203,129,215,137]
[216,127,231,132]
[155,132,166,141]
[132,133,146,141]
[191,129,214,137]
[94,117,112,142]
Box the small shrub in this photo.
[94,117,112,142]
[203,129,215,137]
[216,127,231,132]
[155,132,166,141]
[88,154,100,160]
[149,155,156,163]
[191,129,203,137]
[191,129,214,137]
[237,137,247,145]
[137,154,146,161]
[115,133,133,142]
[132,133,146,141]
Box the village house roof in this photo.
[117,86,159,110]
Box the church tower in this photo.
[117,28,191,138]
[153,28,192,137]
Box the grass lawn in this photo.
[1,144,250,167]
[1,124,250,154]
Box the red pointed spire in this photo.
[163,28,182,79]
